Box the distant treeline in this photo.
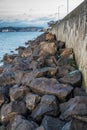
[0,26,43,32]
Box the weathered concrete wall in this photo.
[49,0,87,92]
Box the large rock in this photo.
[31,95,59,122]
[0,91,5,107]
[10,115,38,130]
[62,122,71,130]
[70,116,87,130]
[73,87,87,97]
[59,70,82,87]
[0,126,6,130]
[35,126,45,130]
[10,85,30,101]
[0,67,3,74]
[16,46,26,56]
[60,96,87,121]
[1,101,27,122]
[45,33,56,41]
[14,70,24,84]
[44,56,58,67]
[0,71,15,86]
[21,48,32,58]
[29,78,73,101]
[60,48,73,58]
[3,54,17,64]
[22,67,58,86]
[40,42,57,56]
[25,93,41,111]
[41,116,65,130]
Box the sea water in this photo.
[0,31,42,65]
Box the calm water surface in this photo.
[0,32,42,64]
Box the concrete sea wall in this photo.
[49,0,87,92]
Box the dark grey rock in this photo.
[31,95,59,122]
[1,101,27,122]
[41,116,65,130]
[59,70,82,87]
[60,96,87,121]
[10,115,38,130]
[29,77,73,101]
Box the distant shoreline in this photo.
[0,26,43,32]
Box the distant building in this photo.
[2,29,8,32]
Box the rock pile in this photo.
[0,32,87,130]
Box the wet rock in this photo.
[62,121,71,130]
[0,71,15,86]
[41,116,65,130]
[45,33,56,41]
[31,95,59,122]
[1,101,27,122]
[71,116,87,130]
[59,70,82,87]
[10,115,38,130]
[73,87,87,97]
[25,93,41,111]
[60,96,87,121]
[35,126,45,130]
[40,42,57,56]
[10,85,30,101]
[29,77,73,101]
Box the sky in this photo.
[0,0,84,20]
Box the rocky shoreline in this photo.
[0,32,87,130]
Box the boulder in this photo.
[45,33,56,41]
[44,56,57,67]
[29,77,73,101]
[25,93,41,111]
[1,101,27,122]
[60,48,73,58]
[22,67,58,86]
[73,87,87,97]
[0,87,5,106]
[31,95,59,122]
[15,46,26,56]
[59,70,82,87]
[0,71,15,86]
[3,54,17,64]
[0,67,3,74]
[10,85,30,101]
[40,42,57,56]
[14,70,24,84]
[21,48,32,58]
[62,121,71,130]
[35,126,45,130]
[41,116,65,130]
[60,96,87,121]
[71,116,87,130]
[0,126,6,130]
[10,115,38,130]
